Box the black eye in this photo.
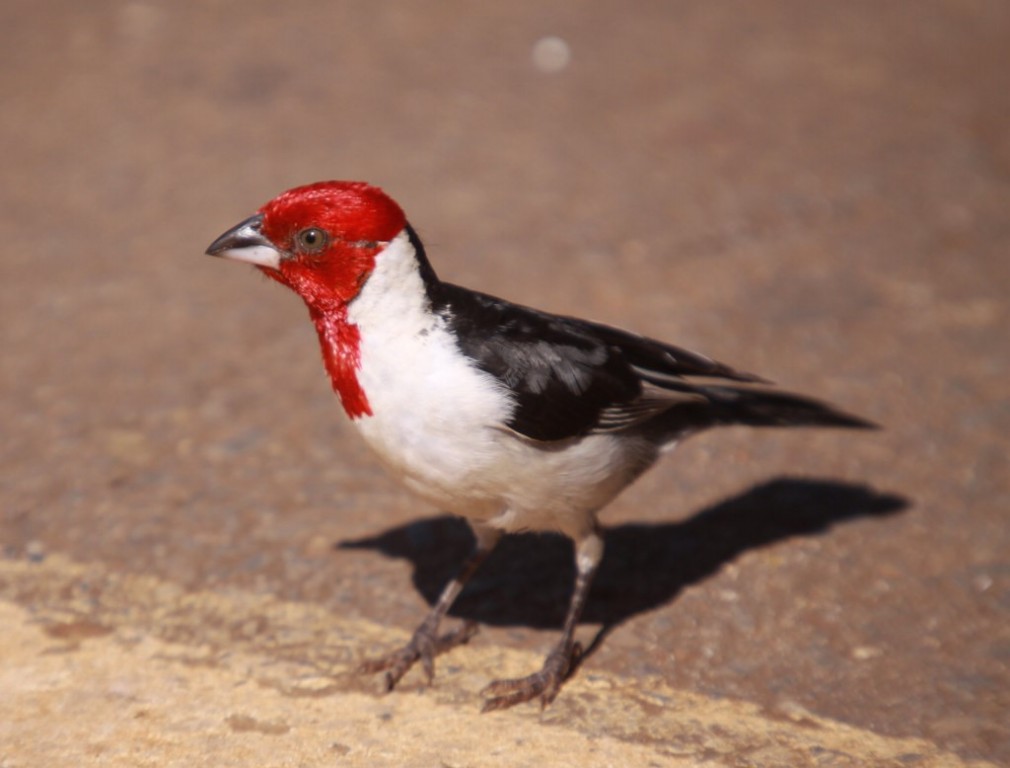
[295,227,329,253]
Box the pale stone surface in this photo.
[0,557,993,768]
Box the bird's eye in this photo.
[295,227,329,253]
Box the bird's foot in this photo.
[480,641,583,712]
[359,618,479,691]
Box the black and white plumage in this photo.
[206,180,874,711]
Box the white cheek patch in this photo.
[215,244,282,268]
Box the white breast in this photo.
[344,233,662,539]
[346,233,516,515]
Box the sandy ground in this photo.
[0,555,992,767]
[2,2,1008,766]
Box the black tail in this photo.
[660,385,877,434]
[701,385,876,429]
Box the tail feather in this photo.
[697,385,877,430]
[650,384,878,436]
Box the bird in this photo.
[206,180,875,711]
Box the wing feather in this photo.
[435,284,758,441]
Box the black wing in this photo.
[433,284,763,441]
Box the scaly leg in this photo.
[360,523,502,690]
[481,527,603,712]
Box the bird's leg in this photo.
[360,524,501,691]
[481,527,604,712]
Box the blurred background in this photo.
[1,1,1007,763]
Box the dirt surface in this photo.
[0,557,991,768]
[2,2,1008,766]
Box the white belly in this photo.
[351,318,661,538]
[353,393,659,539]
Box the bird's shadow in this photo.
[338,478,907,637]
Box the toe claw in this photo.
[360,619,479,692]
[480,674,550,712]
[479,642,577,712]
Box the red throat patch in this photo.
[311,307,372,419]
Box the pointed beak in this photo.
[205,213,284,268]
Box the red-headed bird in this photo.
[207,180,873,710]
